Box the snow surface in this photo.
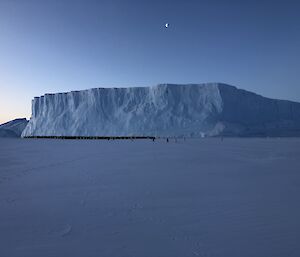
[22,83,300,137]
[1,138,300,257]
[0,118,28,137]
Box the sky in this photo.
[0,0,300,123]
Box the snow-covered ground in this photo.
[1,138,300,257]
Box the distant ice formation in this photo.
[22,83,300,137]
[0,118,28,137]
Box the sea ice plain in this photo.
[1,137,300,257]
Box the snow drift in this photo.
[0,118,28,137]
[22,83,300,137]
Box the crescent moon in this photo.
[165,23,169,28]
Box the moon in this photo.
[165,23,169,28]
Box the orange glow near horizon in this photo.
[0,88,31,124]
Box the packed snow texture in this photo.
[22,84,300,137]
[0,118,28,137]
[1,138,300,257]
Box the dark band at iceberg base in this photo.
[21,83,300,138]
[23,136,156,140]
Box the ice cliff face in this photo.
[22,83,300,137]
[0,118,28,137]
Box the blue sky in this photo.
[0,0,300,123]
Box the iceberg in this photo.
[0,118,28,137]
[21,83,300,137]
